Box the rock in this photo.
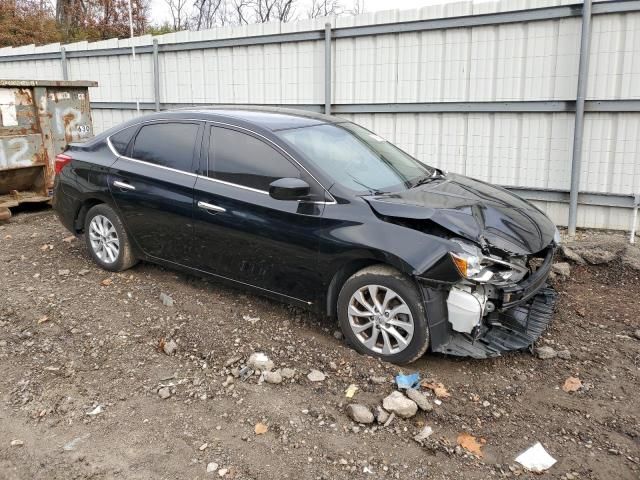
[414,425,433,443]
[482,400,490,408]
[224,356,241,367]
[333,330,343,340]
[247,352,274,372]
[158,387,171,399]
[263,370,283,384]
[78,269,91,276]
[568,238,626,265]
[552,262,571,277]
[160,292,174,306]
[535,346,557,360]
[374,406,390,424]
[281,367,295,379]
[86,405,103,416]
[382,391,418,419]
[218,468,228,477]
[58,269,70,276]
[370,376,387,385]
[307,369,326,382]
[634,329,640,340]
[406,389,433,412]
[560,245,586,265]
[207,462,219,473]
[557,349,571,360]
[346,404,374,424]
[163,339,178,356]
[10,439,24,447]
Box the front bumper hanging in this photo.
[430,286,557,359]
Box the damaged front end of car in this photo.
[418,236,559,359]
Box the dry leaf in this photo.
[62,236,76,243]
[422,381,451,399]
[157,338,166,352]
[101,278,113,286]
[457,432,485,457]
[562,376,582,393]
[37,316,49,324]
[254,422,268,435]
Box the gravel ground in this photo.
[0,208,638,480]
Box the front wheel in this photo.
[337,265,430,364]
[84,203,137,272]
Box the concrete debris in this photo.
[405,388,433,412]
[218,468,228,477]
[382,391,418,419]
[634,329,640,341]
[243,315,260,324]
[247,352,274,372]
[515,442,557,472]
[158,387,171,399]
[551,262,571,277]
[346,404,374,424]
[160,292,174,307]
[280,367,296,379]
[10,439,24,447]
[557,349,571,360]
[263,370,283,384]
[58,269,70,276]
[207,462,219,473]
[223,356,241,367]
[535,346,557,360]
[560,245,586,265]
[86,405,103,416]
[307,369,326,382]
[414,425,434,443]
[374,406,390,424]
[383,412,395,427]
[163,339,178,356]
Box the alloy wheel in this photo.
[88,214,120,264]
[347,284,414,355]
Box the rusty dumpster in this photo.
[0,79,98,220]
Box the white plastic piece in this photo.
[515,442,557,472]
[446,288,483,334]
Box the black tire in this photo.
[84,203,137,272]
[337,264,429,364]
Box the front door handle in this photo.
[197,201,226,213]
[113,180,135,191]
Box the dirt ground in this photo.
[0,207,638,480]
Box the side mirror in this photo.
[269,178,310,201]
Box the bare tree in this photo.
[248,0,295,23]
[345,0,363,15]
[307,0,342,18]
[192,0,223,29]
[165,0,190,30]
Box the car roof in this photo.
[154,106,346,132]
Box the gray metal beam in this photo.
[324,23,332,115]
[1,1,638,63]
[568,0,593,237]
[60,47,68,80]
[506,187,637,209]
[153,39,160,112]
[89,100,640,114]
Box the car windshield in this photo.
[277,122,436,194]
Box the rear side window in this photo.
[208,126,299,191]
[131,122,200,172]
[109,125,137,155]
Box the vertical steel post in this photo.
[324,22,332,115]
[60,47,68,80]
[153,39,161,112]
[568,0,593,237]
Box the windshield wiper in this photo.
[348,175,389,195]
[411,169,443,188]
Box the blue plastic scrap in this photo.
[395,372,420,390]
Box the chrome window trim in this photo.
[105,116,337,205]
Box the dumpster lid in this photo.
[0,79,98,88]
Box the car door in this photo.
[108,121,203,265]
[192,124,326,304]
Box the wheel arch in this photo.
[74,198,106,233]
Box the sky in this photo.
[149,0,463,26]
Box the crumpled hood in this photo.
[363,173,556,255]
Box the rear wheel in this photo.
[337,265,429,364]
[84,203,137,272]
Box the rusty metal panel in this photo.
[0,80,96,219]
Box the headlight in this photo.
[449,239,528,283]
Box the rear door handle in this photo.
[113,180,135,191]
[197,201,226,213]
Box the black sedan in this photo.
[53,107,559,364]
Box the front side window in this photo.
[277,122,435,194]
[131,122,199,172]
[207,126,300,191]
